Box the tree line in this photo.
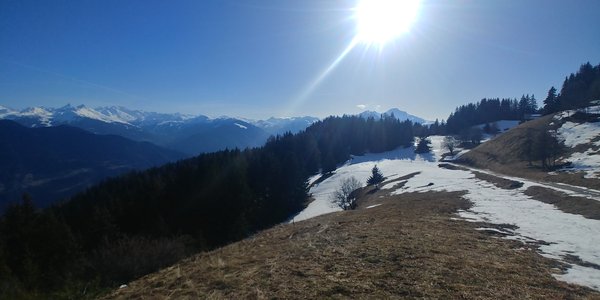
[441,62,599,135]
[445,95,537,134]
[543,62,600,114]
[0,114,417,298]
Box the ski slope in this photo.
[290,135,600,291]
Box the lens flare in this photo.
[355,0,421,45]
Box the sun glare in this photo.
[355,0,421,45]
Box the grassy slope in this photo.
[104,182,598,299]
[457,115,600,190]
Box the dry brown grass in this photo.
[104,186,599,299]
[524,186,600,220]
[472,171,524,189]
[457,115,600,190]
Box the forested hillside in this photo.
[442,62,600,135]
[0,120,184,210]
[445,95,537,134]
[0,115,417,298]
[543,62,600,114]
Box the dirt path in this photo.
[448,162,600,201]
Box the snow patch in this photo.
[556,118,600,178]
[558,121,600,148]
[365,204,382,209]
[234,123,248,129]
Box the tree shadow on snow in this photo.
[349,146,436,165]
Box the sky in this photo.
[1,0,599,121]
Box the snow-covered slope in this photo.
[0,105,16,118]
[12,106,54,126]
[291,135,600,291]
[251,116,319,135]
[291,137,442,223]
[53,104,134,125]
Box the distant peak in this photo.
[358,108,427,124]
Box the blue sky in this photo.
[1,0,599,120]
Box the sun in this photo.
[355,0,421,45]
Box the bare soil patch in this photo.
[472,171,524,189]
[439,163,524,190]
[524,186,600,220]
[105,187,598,299]
[438,163,469,171]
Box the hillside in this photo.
[0,120,184,209]
[104,134,600,297]
[457,108,600,190]
[107,185,597,298]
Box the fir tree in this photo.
[367,165,385,186]
[414,137,431,154]
[543,87,558,114]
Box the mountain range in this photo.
[358,108,428,124]
[0,104,427,155]
[0,104,427,207]
[0,104,320,155]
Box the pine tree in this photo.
[543,86,558,114]
[367,165,385,186]
[414,137,431,154]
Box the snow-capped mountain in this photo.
[251,116,319,135]
[0,104,320,155]
[1,104,429,155]
[1,104,120,126]
[358,108,427,124]
[0,105,16,118]
[95,106,201,127]
[53,104,134,125]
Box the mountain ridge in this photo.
[358,108,428,124]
